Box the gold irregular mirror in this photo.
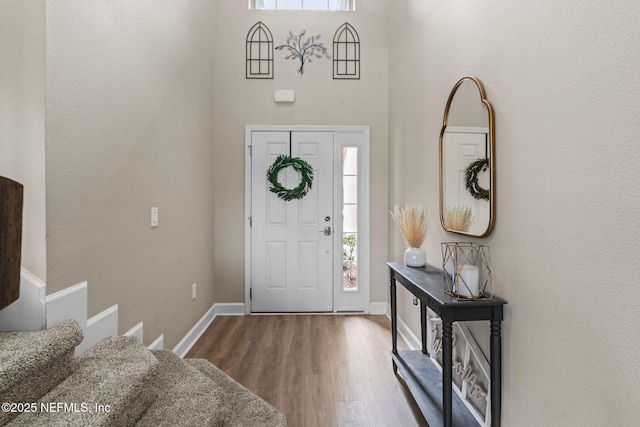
[439,76,495,237]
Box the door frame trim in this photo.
[244,125,371,314]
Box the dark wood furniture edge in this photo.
[0,176,23,310]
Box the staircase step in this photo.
[0,320,83,425]
[186,358,287,427]
[135,350,228,426]
[8,336,158,427]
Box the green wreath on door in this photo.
[267,155,314,201]
[465,158,490,200]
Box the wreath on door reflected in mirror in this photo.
[465,158,490,200]
[267,155,314,201]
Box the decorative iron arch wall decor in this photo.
[246,22,274,79]
[333,23,360,80]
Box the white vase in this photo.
[404,247,426,267]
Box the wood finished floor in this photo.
[186,315,429,427]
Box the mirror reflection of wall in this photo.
[447,81,488,127]
[440,77,495,237]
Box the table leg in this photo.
[490,319,502,427]
[390,277,398,355]
[442,321,453,427]
[420,301,428,355]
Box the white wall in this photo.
[45,0,218,349]
[389,0,640,425]
[212,0,390,305]
[0,0,47,281]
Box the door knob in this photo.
[319,226,332,236]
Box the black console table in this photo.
[388,262,507,427]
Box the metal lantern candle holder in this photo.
[441,242,492,300]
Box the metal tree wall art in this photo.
[275,30,330,74]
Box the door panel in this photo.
[251,131,334,312]
[298,241,319,288]
[266,241,286,289]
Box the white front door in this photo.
[250,131,334,312]
[443,127,489,235]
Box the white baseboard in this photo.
[172,302,245,358]
[369,301,388,315]
[172,304,217,358]
[397,314,421,351]
[46,282,88,333]
[384,305,421,351]
[34,279,249,358]
[124,322,144,343]
[45,282,121,355]
[0,268,46,332]
[148,334,164,351]
[40,277,248,358]
[79,305,118,355]
[213,303,245,316]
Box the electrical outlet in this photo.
[192,283,197,300]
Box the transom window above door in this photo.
[249,0,354,11]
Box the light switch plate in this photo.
[151,207,158,227]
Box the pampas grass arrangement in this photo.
[390,205,429,247]
[443,206,474,232]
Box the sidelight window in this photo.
[342,147,358,291]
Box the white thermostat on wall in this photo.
[274,90,295,103]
